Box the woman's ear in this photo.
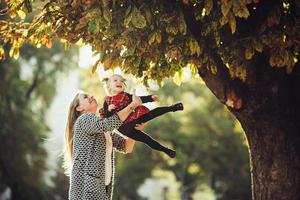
[76,105,83,112]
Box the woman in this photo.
[64,91,142,200]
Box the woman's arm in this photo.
[124,138,135,153]
[111,132,135,154]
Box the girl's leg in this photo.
[134,103,183,124]
[117,125,176,158]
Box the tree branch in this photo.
[179,3,247,110]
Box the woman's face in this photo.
[108,75,125,95]
[76,93,98,113]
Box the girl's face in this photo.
[108,75,126,95]
[76,93,98,113]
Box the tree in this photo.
[1,0,300,199]
[0,41,76,199]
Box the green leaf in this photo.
[103,8,112,25]
[88,20,97,33]
[124,6,133,26]
[178,13,187,35]
[131,7,146,29]
[122,47,135,57]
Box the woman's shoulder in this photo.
[76,112,98,124]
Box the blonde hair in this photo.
[103,74,127,95]
[63,93,81,175]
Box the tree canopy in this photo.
[1,0,299,85]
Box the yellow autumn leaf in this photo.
[17,10,26,19]
[0,46,5,60]
[148,32,156,45]
[9,47,20,59]
[178,14,187,35]
[237,5,250,18]
[221,1,232,17]
[188,63,198,75]
[189,39,201,56]
[245,47,254,60]
[253,39,263,53]
[9,11,17,19]
[156,32,162,43]
[92,60,101,74]
[168,36,174,44]
[204,0,213,15]
[228,12,236,33]
[173,70,183,86]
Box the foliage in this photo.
[1,0,299,84]
[0,41,77,199]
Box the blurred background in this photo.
[0,41,251,200]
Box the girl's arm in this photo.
[128,93,155,103]
[102,101,114,118]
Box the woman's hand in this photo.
[135,122,146,130]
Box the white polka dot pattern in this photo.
[69,112,124,200]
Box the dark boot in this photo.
[171,102,184,112]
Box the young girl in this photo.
[99,74,184,158]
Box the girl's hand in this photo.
[108,104,116,111]
[135,123,147,130]
[151,95,160,102]
[131,89,142,107]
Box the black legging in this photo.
[118,106,177,156]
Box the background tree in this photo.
[0,42,76,199]
[1,0,300,199]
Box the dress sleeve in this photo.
[140,95,153,103]
[78,112,122,135]
[111,131,126,153]
[127,93,153,103]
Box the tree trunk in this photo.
[195,50,300,199]
[233,55,300,200]
[240,114,300,200]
